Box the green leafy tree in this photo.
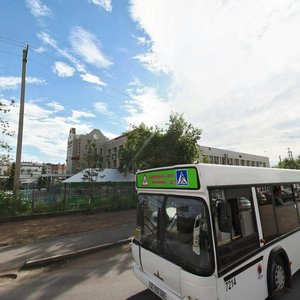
[82,140,100,171]
[276,156,300,169]
[3,162,15,190]
[0,101,13,188]
[119,113,202,173]
[0,100,15,163]
[162,113,201,165]
[80,140,101,206]
[119,123,161,172]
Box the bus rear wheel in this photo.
[271,256,286,299]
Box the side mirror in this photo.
[217,201,232,233]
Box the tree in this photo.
[119,113,202,173]
[3,162,15,190]
[162,113,202,165]
[81,140,101,205]
[0,100,15,163]
[119,123,161,172]
[82,140,101,170]
[275,156,300,169]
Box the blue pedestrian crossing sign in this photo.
[176,170,188,186]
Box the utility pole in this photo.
[287,147,293,161]
[13,44,29,192]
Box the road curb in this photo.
[21,237,133,270]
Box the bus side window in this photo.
[211,189,232,245]
[274,184,299,235]
[293,183,300,217]
[211,187,259,270]
[256,186,278,241]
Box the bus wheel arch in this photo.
[267,246,291,299]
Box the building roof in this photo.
[63,168,135,183]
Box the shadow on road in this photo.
[126,289,160,300]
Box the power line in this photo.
[0,35,24,47]
[106,84,132,99]
[0,35,135,102]
[0,49,21,57]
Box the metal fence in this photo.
[0,182,137,217]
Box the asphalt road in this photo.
[0,244,149,300]
[1,244,299,300]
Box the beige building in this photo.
[43,163,66,175]
[65,128,270,174]
[66,128,125,174]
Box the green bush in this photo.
[0,190,30,217]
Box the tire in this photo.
[271,256,287,299]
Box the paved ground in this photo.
[0,209,136,273]
[0,209,136,247]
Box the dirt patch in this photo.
[0,209,136,247]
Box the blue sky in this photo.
[1,0,300,166]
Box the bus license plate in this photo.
[149,281,167,300]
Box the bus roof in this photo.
[136,163,300,191]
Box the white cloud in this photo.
[124,81,171,128]
[136,36,150,46]
[134,52,169,74]
[88,0,112,12]
[37,32,57,48]
[0,76,45,90]
[57,49,87,73]
[130,0,300,165]
[80,73,106,86]
[94,101,115,117]
[37,31,107,86]
[0,96,98,163]
[52,62,76,77]
[26,0,51,17]
[34,46,46,54]
[69,26,113,69]
[37,32,87,73]
[47,102,65,111]
[70,110,96,122]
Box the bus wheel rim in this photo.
[274,265,285,290]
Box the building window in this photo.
[214,156,219,164]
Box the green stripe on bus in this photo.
[136,167,200,189]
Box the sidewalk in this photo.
[0,222,135,273]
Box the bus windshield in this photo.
[135,194,214,276]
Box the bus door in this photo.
[211,187,267,300]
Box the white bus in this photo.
[132,163,300,300]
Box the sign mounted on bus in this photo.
[136,167,200,189]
